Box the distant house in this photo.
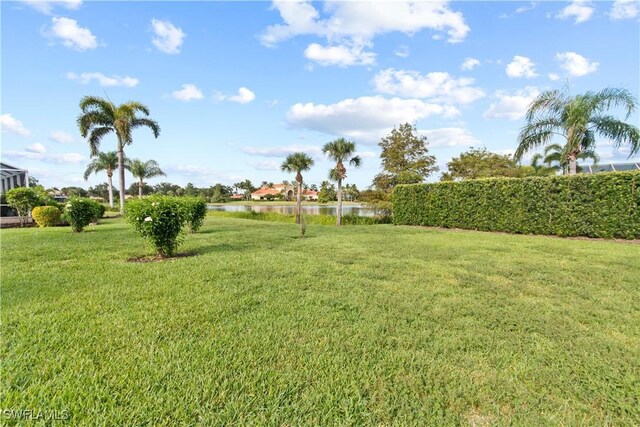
[1,162,29,194]
[577,162,640,173]
[302,189,318,201]
[1,162,29,223]
[251,184,294,200]
[250,184,319,201]
[229,193,245,200]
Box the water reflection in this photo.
[208,203,378,217]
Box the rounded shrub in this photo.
[126,196,188,257]
[184,197,207,233]
[90,202,106,222]
[63,198,99,232]
[31,206,62,227]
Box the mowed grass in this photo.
[1,216,639,425]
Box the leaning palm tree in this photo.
[281,152,314,224]
[83,151,124,208]
[515,87,639,175]
[322,138,361,225]
[126,159,166,198]
[77,96,160,211]
[543,143,599,174]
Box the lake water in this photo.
[208,203,379,217]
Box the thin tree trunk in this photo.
[296,178,302,225]
[138,178,143,198]
[336,178,343,226]
[117,146,126,213]
[107,173,114,208]
[568,154,577,175]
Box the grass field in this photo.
[1,216,639,425]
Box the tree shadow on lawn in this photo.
[126,241,252,262]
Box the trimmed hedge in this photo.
[31,206,62,227]
[392,171,640,239]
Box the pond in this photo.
[208,203,379,217]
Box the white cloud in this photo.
[151,19,185,54]
[356,151,377,158]
[171,84,204,101]
[304,43,375,67]
[556,1,594,24]
[66,72,139,87]
[461,57,480,70]
[242,144,323,158]
[483,87,540,120]
[163,164,244,184]
[0,114,31,137]
[394,45,410,58]
[420,127,481,148]
[229,87,256,104]
[49,131,75,144]
[4,145,85,164]
[26,143,47,154]
[248,160,281,171]
[548,73,560,81]
[21,0,81,14]
[372,69,485,105]
[47,17,97,51]
[555,51,599,76]
[610,0,639,19]
[287,96,460,143]
[216,87,256,104]
[261,1,469,66]
[505,55,538,78]
[515,2,538,14]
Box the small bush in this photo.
[31,206,62,227]
[183,197,207,233]
[63,198,99,232]
[91,202,106,222]
[126,196,188,257]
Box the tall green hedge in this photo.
[392,171,640,239]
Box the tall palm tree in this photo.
[543,143,599,174]
[77,96,160,211]
[515,87,639,175]
[83,151,124,208]
[127,159,166,198]
[322,138,361,225]
[281,152,314,224]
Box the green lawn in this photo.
[1,217,639,425]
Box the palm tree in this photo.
[543,143,599,174]
[77,96,160,211]
[322,138,361,225]
[83,151,123,208]
[127,159,166,198]
[281,152,314,224]
[515,87,639,175]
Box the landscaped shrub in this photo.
[90,202,106,222]
[63,198,100,232]
[126,196,188,257]
[5,187,43,227]
[392,171,640,239]
[31,206,62,227]
[183,197,207,232]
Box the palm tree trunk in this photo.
[296,178,302,225]
[117,146,126,213]
[138,178,143,198]
[107,173,114,208]
[568,154,577,175]
[336,178,343,226]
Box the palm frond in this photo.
[131,118,161,138]
[590,115,640,156]
[87,127,114,157]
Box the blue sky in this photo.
[1,0,639,190]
